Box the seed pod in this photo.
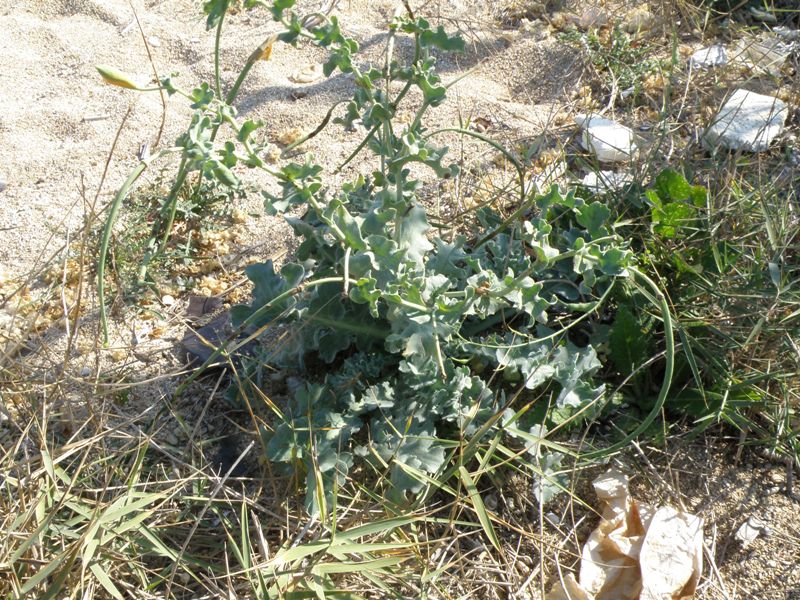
[248,34,278,65]
[212,164,239,187]
[96,65,141,90]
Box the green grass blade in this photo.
[457,466,501,553]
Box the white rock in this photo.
[545,511,561,526]
[581,170,633,193]
[689,45,727,68]
[289,63,324,84]
[161,294,176,306]
[774,26,799,42]
[735,34,792,77]
[705,89,788,152]
[575,114,637,163]
[147,36,161,48]
[735,515,764,548]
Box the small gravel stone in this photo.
[545,511,561,526]
[79,366,91,377]
[161,294,175,306]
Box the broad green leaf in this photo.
[609,305,651,376]
[575,201,611,238]
[420,25,465,51]
[395,204,433,267]
[651,202,696,238]
[655,168,691,202]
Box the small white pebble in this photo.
[545,512,561,526]
[148,36,160,48]
[161,294,176,306]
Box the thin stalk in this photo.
[98,161,149,344]
[581,268,674,460]
[226,35,276,106]
[336,124,380,172]
[157,158,189,252]
[213,8,226,100]
[282,100,346,156]
[136,157,191,285]
[424,127,527,228]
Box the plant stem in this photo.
[581,268,674,460]
[98,161,150,344]
[213,8,226,100]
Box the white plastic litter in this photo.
[545,469,704,600]
[704,89,788,152]
[689,45,727,68]
[575,114,637,163]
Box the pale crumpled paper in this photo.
[546,469,703,600]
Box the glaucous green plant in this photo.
[96,0,358,341]
[225,12,669,514]
[100,0,675,517]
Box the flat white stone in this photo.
[689,45,727,68]
[705,89,788,152]
[735,34,792,76]
[574,114,637,163]
[581,170,633,193]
